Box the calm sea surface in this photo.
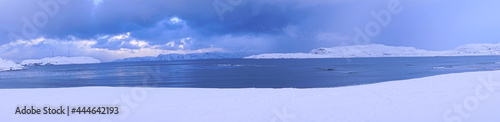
[1,56,500,89]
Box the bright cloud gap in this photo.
[0,33,224,62]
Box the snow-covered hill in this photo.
[452,43,500,55]
[0,58,25,71]
[21,56,101,66]
[115,52,251,62]
[246,43,500,59]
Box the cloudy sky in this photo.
[1,0,499,62]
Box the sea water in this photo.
[1,56,500,88]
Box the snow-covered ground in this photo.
[1,70,500,121]
[0,58,25,71]
[246,43,500,59]
[20,56,101,66]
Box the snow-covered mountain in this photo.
[245,43,500,59]
[21,56,101,66]
[452,43,500,55]
[0,58,25,71]
[114,52,251,62]
[114,56,158,62]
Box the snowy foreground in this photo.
[246,43,500,59]
[1,70,500,121]
[0,58,25,71]
[21,56,101,66]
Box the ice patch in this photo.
[216,64,245,67]
[432,67,446,69]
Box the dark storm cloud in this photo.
[0,0,346,49]
[4,0,498,57]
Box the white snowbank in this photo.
[246,43,500,59]
[0,58,25,71]
[21,56,101,66]
[2,70,500,121]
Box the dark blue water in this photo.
[1,56,500,89]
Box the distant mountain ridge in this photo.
[114,52,251,62]
[21,56,101,66]
[245,43,500,59]
[114,43,500,61]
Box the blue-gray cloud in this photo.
[1,0,500,61]
[0,0,350,50]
